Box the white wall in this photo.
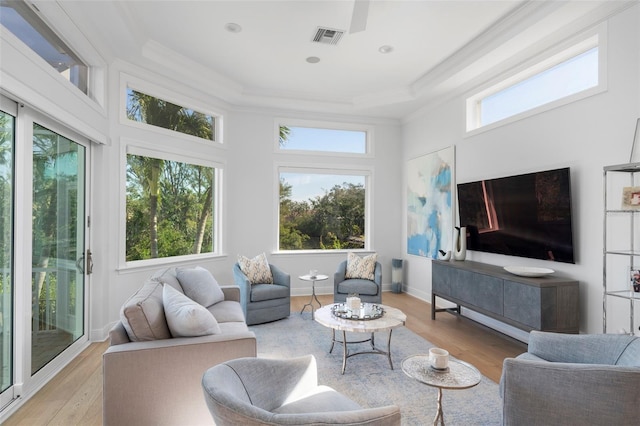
[90,61,402,339]
[401,4,640,335]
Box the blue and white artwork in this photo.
[407,147,454,258]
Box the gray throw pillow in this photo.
[162,284,221,337]
[176,266,225,307]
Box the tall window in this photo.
[0,0,88,93]
[0,108,14,394]
[467,35,602,131]
[126,88,217,142]
[279,171,368,250]
[277,121,372,251]
[126,153,217,262]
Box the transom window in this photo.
[277,121,369,154]
[467,34,603,132]
[0,0,88,93]
[126,88,217,142]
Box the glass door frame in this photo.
[10,102,92,401]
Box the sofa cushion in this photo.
[163,284,221,337]
[616,338,640,366]
[150,267,183,291]
[120,279,172,341]
[250,283,289,302]
[238,253,273,284]
[176,266,225,307]
[345,252,377,280]
[337,279,379,296]
[208,300,247,323]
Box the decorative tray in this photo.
[331,303,384,320]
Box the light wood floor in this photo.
[5,292,526,425]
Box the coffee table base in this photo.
[329,329,395,374]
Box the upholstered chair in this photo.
[202,355,401,425]
[500,330,640,425]
[233,262,290,325]
[334,259,382,303]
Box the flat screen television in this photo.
[457,167,575,264]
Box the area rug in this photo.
[250,313,503,425]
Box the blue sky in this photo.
[281,126,366,153]
[281,172,365,203]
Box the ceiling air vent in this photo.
[312,27,345,45]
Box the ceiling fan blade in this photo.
[349,0,370,34]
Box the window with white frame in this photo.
[277,121,369,155]
[467,34,603,132]
[0,0,88,93]
[126,87,218,142]
[125,148,221,262]
[279,169,368,251]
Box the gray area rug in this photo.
[250,312,503,425]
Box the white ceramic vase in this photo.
[453,226,467,261]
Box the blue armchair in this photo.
[233,263,290,325]
[333,260,382,304]
[500,330,640,425]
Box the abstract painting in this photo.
[407,146,454,258]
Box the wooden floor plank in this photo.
[6,292,526,425]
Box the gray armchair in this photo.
[233,262,290,325]
[202,355,401,425]
[500,330,640,426]
[334,260,382,303]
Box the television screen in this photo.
[457,167,575,263]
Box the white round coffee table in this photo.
[299,274,328,319]
[402,354,481,425]
[314,303,406,374]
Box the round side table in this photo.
[401,354,481,425]
[299,274,328,319]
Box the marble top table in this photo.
[314,303,406,374]
[402,354,482,425]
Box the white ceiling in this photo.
[52,0,633,120]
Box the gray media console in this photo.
[432,260,579,333]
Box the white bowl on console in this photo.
[503,266,555,277]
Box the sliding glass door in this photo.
[31,123,86,374]
[0,104,15,400]
[0,95,90,410]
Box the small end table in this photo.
[401,354,481,425]
[299,274,328,319]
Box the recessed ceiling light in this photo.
[306,56,320,64]
[224,23,242,33]
[378,45,394,54]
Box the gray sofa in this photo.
[500,330,640,425]
[103,267,257,426]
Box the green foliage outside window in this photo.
[126,154,214,261]
[279,178,365,250]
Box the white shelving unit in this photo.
[603,162,640,334]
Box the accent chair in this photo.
[500,330,640,425]
[202,355,401,425]
[334,259,382,303]
[233,262,290,325]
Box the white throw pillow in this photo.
[237,252,273,284]
[176,266,225,307]
[162,284,221,337]
[345,252,377,280]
